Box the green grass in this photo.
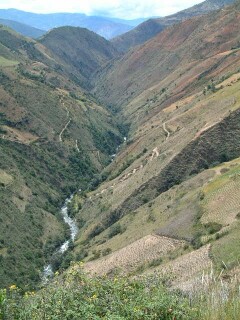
[0,170,13,186]
[204,160,240,195]
[0,41,122,289]
[211,223,240,270]
[190,271,240,320]
[0,56,18,67]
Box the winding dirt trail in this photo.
[75,140,80,152]
[59,119,71,142]
[163,122,170,140]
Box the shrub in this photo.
[2,269,196,319]
[102,248,112,256]
[204,222,222,235]
[88,224,105,240]
[108,224,126,238]
[149,258,163,267]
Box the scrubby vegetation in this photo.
[0,26,122,289]
[0,267,196,320]
[1,266,240,320]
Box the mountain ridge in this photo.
[69,0,240,287]
[39,26,119,89]
[111,0,236,52]
[0,8,146,39]
[0,18,45,38]
[93,2,240,120]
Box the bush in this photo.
[88,224,105,240]
[102,248,112,256]
[2,268,196,319]
[149,258,163,267]
[204,222,222,235]
[108,224,126,238]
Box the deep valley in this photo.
[0,0,240,319]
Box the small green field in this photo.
[211,223,240,270]
[0,56,19,67]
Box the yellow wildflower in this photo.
[9,284,17,290]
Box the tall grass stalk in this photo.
[187,265,240,320]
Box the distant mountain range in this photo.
[0,1,236,42]
[112,0,236,52]
[0,9,147,39]
[0,18,45,38]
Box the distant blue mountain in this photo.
[0,9,147,39]
[0,18,45,38]
[106,17,148,27]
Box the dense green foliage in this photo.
[0,268,196,320]
[0,138,94,289]
[1,268,239,320]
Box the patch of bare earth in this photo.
[1,126,39,145]
[85,235,184,276]
[163,94,196,114]
[145,244,212,291]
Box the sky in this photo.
[0,0,205,19]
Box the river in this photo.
[42,195,78,284]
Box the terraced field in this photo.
[85,235,185,276]
[84,233,212,292]
[145,244,212,290]
[202,160,240,226]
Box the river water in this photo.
[42,195,78,284]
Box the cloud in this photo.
[0,0,204,19]
[88,0,203,18]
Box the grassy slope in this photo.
[75,74,240,241]
[39,26,119,89]
[94,3,240,130]
[79,7,240,274]
[0,28,122,289]
[111,0,235,53]
[73,51,240,282]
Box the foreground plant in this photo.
[186,268,240,320]
[1,264,195,320]
[3,263,240,320]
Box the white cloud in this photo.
[0,0,204,19]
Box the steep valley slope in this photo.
[93,2,240,121]
[39,26,119,89]
[0,26,122,288]
[0,1,240,292]
[68,1,240,285]
[111,0,236,53]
